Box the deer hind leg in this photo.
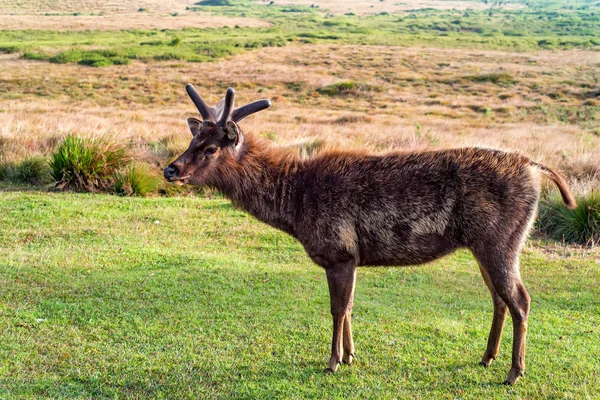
[478,265,508,367]
[324,262,357,372]
[475,250,530,385]
[342,309,355,365]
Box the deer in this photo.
[164,85,577,385]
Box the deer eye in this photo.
[205,146,218,155]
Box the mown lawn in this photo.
[0,191,598,399]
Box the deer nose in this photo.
[163,165,178,180]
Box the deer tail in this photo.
[530,161,577,209]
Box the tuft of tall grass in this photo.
[0,156,52,186]
[463,72,515,86]
[284,138,326,159]
[538,190,600,246]
[317,81,381,96]
[0,45,20,54]
[113,164,161,197]
[50,135,128,192]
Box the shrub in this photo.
[0,45,19,54]
[78,55,114,67]
[113,164,161,197]
[0,156,52,185]
[538,191,600,246]
[50,135,127,192]
[49,50,84,64]
[153,52,184,61]
[169,36,182,46]
[22,51,48,61]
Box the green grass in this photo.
[1,0,599,68]
[0,28,289,66]
[0,191,598,398]
[113,164,161,197]
[50,134,128,192]
[0,156,52,186]
[538,191,600,245]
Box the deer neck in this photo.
[212,137,298,235]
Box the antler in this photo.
[186,84,215,121]
[232,99,272,122]
[186,84,271,125]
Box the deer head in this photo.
[164,84,271,186]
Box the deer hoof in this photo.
[479,354,495,368]
[324,359,342,373]
[503,368,524,385]
[324,367,335,374]
[342,353,355,365]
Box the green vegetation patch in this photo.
[113,164,161,197]
[50,134,128,191]
[317,81,381,96]
[538,190,600,245]
[0,192,598,398]
[0,156,52,186]
[1,0,599,68]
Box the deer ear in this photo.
[225,120,243,147]
[187,117,202,136]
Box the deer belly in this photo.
[357,230,457,267]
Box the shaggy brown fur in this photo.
[165,100,576,386]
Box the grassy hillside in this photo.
[1,0,599,397]
[1,1,599,65]
[0,191,598,398]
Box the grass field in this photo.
[1,0,599,397]
[0,191,598,399]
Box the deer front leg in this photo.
[324,263,357,373]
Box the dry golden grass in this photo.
[0,0,269,30]
[1,44,598,186]
[1,0,524,16]
[0,13,270,30]
[0,0,194,14]
[255,0,524,14]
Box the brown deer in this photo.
[164,85,577,385]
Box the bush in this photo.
[0,45,19,54]
[113,164,161,197]
[153,52,184,61]
[169,36,182,46]
[78,55,114,67]
[49,50,84,64]
[22,51,49,61]
[0,156,52,185]
[538,191,600,246]
[50,135,127,192]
